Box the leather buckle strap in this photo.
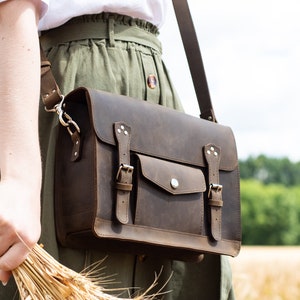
[114,122,133,224]
[204,144,223,241]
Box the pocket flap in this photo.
[137,154,206,195]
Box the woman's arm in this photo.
[0,0,42,284]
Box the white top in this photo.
[0,0,168,30]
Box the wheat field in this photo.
[229,246,300,300]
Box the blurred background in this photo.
[161,0,300,161]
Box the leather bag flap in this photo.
[64,88,238,171]
[137,154,206,195]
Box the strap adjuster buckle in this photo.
[208,183,223,198]
[116,164,134,181]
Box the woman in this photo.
[0,0,235,299]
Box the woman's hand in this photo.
[0,178,41,284]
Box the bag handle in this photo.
[41,1,216,121]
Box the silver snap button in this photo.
[170,178,179,189]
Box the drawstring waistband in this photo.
[40,13,162,53]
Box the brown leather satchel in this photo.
[40,0,241,262]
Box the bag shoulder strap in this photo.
[172,0,216,122]
[41,1,216,121]
[40,46,63,111]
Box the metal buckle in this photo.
[116,164,134,181]
[208,183,223,198]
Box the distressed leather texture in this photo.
[54,88,241,261]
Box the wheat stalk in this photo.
[13,244,166,300]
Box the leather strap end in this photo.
[200,109,217,123]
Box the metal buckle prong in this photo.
[208,183,223,198]
[116,164,134,180]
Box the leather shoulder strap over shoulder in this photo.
[172,0,216,122]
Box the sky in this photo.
[160,0,300,162]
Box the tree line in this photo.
[238,155,300,245]
[239,154,300,186]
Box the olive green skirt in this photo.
[0,14,234,300]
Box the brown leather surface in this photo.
[86,88,238,171]
[54,88,241,261]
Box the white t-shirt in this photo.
[0,0,168,30]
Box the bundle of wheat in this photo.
[13,244,163,300]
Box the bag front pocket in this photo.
[134,154,206,234]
